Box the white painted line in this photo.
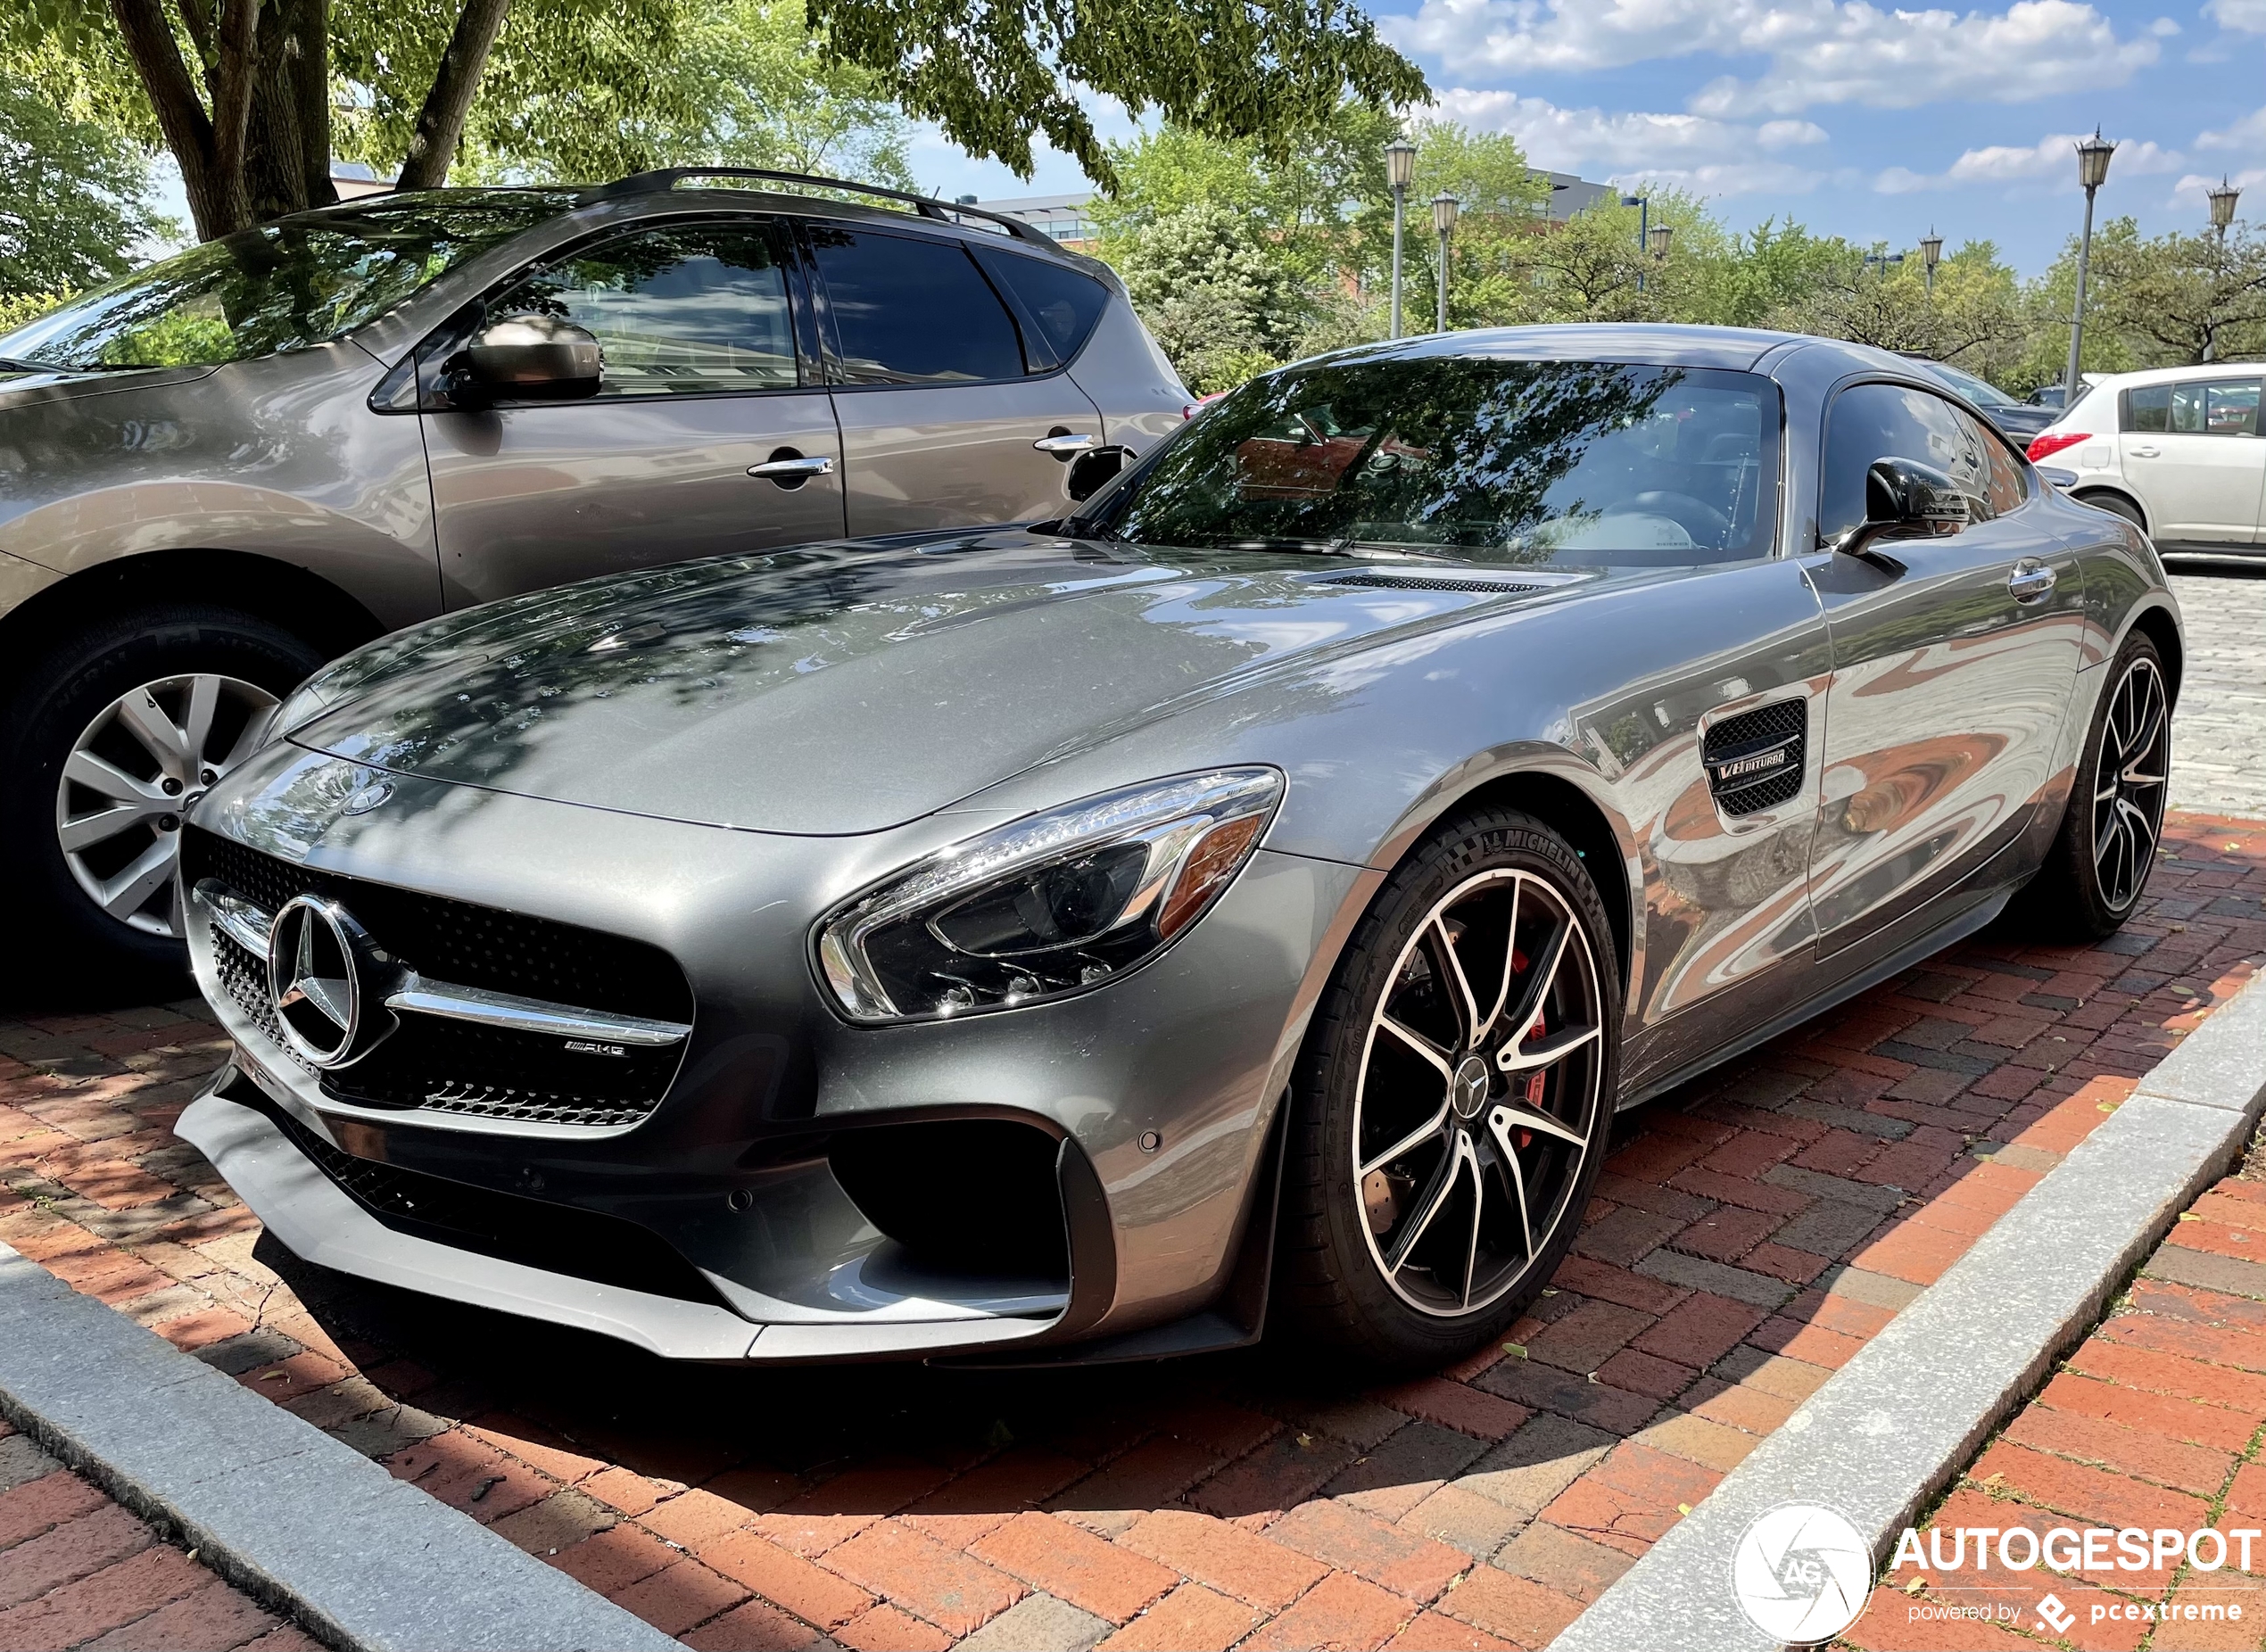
[0,1243,678,1652]
[1551,969,2266,1651]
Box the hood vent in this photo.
[1323,572,1542,595]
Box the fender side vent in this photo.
[1322,573,1541,595]
[1704,698,1807,816]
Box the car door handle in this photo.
[747,455,834,482]
[2129,445,2160,458]
[1032,433,1099,454]
[2008,560,2057,604]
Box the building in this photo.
[972,170,1610,244]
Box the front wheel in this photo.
[1276,807,1617,1369]
[2016,631,2171,940]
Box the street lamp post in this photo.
[1919,228,1943,296]
[2064,128,2116,401]
[1621,194,1649,291]
[2205,176,2241,361]
[1385,137,1417,340]
[1433,193,1460,333]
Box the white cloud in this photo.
[2198,106,2266,153]
[1873,131,2185,194]
[1429,89,1828,195]
[1391,0,2159,117]
[2204,0,2266,32]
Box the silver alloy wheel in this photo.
[54,673,279,938]
[1352,866,1604,1317]
[2091,655,2169,913]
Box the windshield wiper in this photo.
[0,355,136,375]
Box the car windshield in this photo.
[1096,356,1782,567]
[1924,361,2020,409]
[0,191,578,371]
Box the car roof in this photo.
[1345,323,1923,376]
[2072,361,2266,390]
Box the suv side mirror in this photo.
[457,316,602,401]
[1066,444,1129,502]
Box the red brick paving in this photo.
[0,1419,314,1650]
[2,813,2264,1648]
[1840,1136,2266,1651]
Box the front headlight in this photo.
[816,768,1283,1023]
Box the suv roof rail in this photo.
[600,167,1054,247]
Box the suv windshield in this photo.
[1096,355,1782,566]
[0,191,577,371]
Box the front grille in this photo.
[246,1091,724,1305]
[188,828,692,1128]
[1324,572,1541,595]
[1703,698,1807,816]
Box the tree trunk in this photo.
[110,0,252,238]
[396,0,513,190]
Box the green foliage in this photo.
[2080,217,2266,368]
[807,0,1425,194]
[0,86,169,297]
[0,290,72,337]
[1762,238,2030,378]
[1112,200,1303,394]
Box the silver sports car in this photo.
[178,325,2180,1368]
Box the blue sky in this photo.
[914,0,2266,276]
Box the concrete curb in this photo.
[1551,969,2266,1652]
[0,1243,679,1652]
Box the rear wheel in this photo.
[2,605,325,990]
[2016,631,2170,940]
[2075,491,2146,533]
[1277,807,1617,1368]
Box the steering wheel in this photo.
[1627,490,1733,543]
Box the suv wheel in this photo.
[4,605,327,987]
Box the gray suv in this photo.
[0,170,1190,982]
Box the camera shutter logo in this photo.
[1731,1503,1873,1644]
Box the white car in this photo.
[2028,364,2265,552]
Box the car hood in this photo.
[287,529,1584,835]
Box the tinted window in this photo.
[976,248,1109,368]
[0,192,574,369]
[1098,359,1781,567]
[2171,378,2260,436]
[493,223,797,397]
[2126,384,2171,433]
[1821,383,1995,541]
[1976,418,2028,516]
[809,228,1024,384]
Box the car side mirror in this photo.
[1065,444,1129,503]
[456,316,601,402]
[1833,456,1968,570]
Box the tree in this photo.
[2085,219,2266,367]
[1763,238,2029,373]
[1115,200,1301,393]
[0,87,170,297]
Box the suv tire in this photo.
[4,604,327,991]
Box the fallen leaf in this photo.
[1504,1342,1526,1358]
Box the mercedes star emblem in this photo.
[267,896,368,1068]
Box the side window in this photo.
[2170,378,2262,436]
[492,222,798,398]
[806,227,1024,384]
[2126,384,2171,432]
[1956,408,2027,519]
[1820,383,1992,541]
[974,248,1110,369]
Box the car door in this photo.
[2119,376,2265,545]
[801,223,1104,535]
[1806,381,2085,957]
[423,218,846,609]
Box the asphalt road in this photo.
[2167,561,2266,821]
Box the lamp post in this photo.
[1385,136,1417,340]
[2063,128,2116,401]
[1919,228,1943,296]
[1862,248,1904,280]
[1433,193,1460,333]
[1621,193,1649,291]
[2204,176,2240,362]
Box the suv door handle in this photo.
[2008,559,2057,604]
[747,454,834,483]
[2129,445,2160,458]
[1032,433,1099,454]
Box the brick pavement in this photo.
[0,1417,318,1652]
[2166,569,2266,822]
[1839,1129,2266,1652]
[2,812,2263,1651]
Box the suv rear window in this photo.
[0,192,575,370]
[975,249,1109,369]
[807,227,1024,384]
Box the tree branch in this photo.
[294,0,335,207]
[395,0,512,190]
[107,0,244,237]
[210,0,262,197]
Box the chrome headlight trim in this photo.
[815,767,1284,1024]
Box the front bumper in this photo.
[179,746,1367,1361]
